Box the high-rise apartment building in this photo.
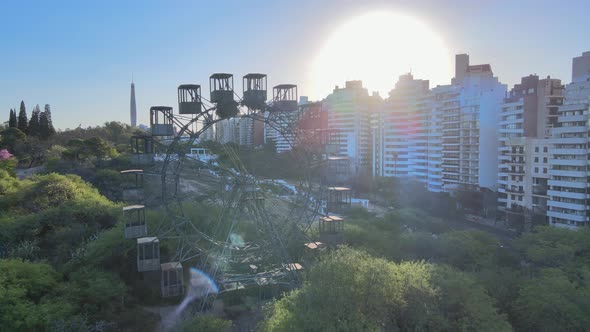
[547,52,590,228]
[215,118,240,144]
[374,74,434,184]
[441,58,506,191]
[374,55,505,194]
[325,81,380,176]
[264,111,301,153]
[497,75,564,227]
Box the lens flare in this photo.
[162,268,219,331]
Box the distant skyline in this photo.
[1,0,589,129]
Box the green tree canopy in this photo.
[17,101,28,134]
[513,268,590,331]
[28,105,41,137]
[0,259,74,331]
[261,247,511,332]
[39,104,56,140]
[0,127,26,153]
[8,109,17,128]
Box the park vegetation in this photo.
[1,113,589,331]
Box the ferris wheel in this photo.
[119,73,344,300]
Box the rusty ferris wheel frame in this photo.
[131,73,328,296]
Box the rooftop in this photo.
[137,237,159,244]
[123,205,145,211]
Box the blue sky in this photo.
[1,0,588,129]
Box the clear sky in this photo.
[1,0,588,129]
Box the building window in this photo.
[535,167,539,173]
[535,147,539,152]
[543,157,547,163]
[543,168,547,174]
[534,157,539,162]
[544,147,548,153]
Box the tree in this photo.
[261,247,511,331]
[0,127,26,154]
[17,101,28,134]
[28,105,41,137]
[172,315,231,332]
[436,230,503,271]
[39,104,56,140]
[513,268,590,331]
[103,121,128,145]
[8,109,17,128]
[0,149,17,177]
[0,259,74,331]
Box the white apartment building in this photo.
[263,110,301,153]
[201,120,215,141]
[238,116,253,146]
[547,52,590,228]
[442,58,506,191]
[215,117,240,144]
[374,55,505,194]
[325,81,379,176]
[498,75,564,227]
[374,74,439,188]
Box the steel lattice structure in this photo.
[124,73,327,299]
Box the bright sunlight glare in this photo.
[310,12,453,99]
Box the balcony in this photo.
[532,185,548,196]
[550,169,587,178]
[547,210,588,222]
[547,200,586,211]
[548,179,587,189]
[549,158,587,167]
[547,190,587,200]
[506,186,524,194]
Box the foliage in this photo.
[515,225,590,268]
[436,230,503,270]
[63,137,117,163]
[261,247,511,332]
[0,149,17,176]
[9,109,17,128]
[46,144,67,160]
[0,169,23,196]
[0,173,120,265]
[28,104,42,137]
[39,104,56,140]
[173,315,232,332]
[17,101,28,134]
[0,259,75,331]
[513,268,590,331]
[0,127,26,153]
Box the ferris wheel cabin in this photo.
[161,262,184,297]
[150,106,174,136]
[137,237,160,272]
[120,169,144,203]
[272,84,298,112]
[326,187,352,213]
[210,73,238,119]
[130,135,154,165]
[243,73,267,110]
[178,84,202,114]
[319,215,344,234]
[123,205,147,239]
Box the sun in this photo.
[309,11,452,99]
